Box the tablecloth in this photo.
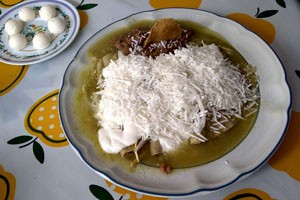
[1,0,300,199]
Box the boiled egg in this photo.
[48,17,66,34]
[39,5,57,21]
[32,32,51,49]
[19,7,35,22]
[9,34,27,50]
[4,19,23,35]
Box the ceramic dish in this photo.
[59,8,291,197]
[0,0,80,65]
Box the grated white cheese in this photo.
[92,44,259,153]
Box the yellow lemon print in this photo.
[226,8,278,44]
[224,188,275,200]
[268,111,300,181]
[149,0,202,9]
[76,0,98,30]
[105,180,168,200]
[25,89,68,147]
[226,13,275,44]
[7,90,66,164]
[0,63,28,96]
[0,0,23,8]
[0,165,16,200]
[78,10,88,30]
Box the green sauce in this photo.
[73,20,258,169]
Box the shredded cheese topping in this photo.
[93,44,259,153]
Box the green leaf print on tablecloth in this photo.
[7,135,45,164]
[89,184,114,200]
[276,0,286,8]
[295,70,300,78]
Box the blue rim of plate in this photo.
[0,0,80,65]
[59,8,292,197]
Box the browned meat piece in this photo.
[120,144,135,157]
[114,29,149,55]
[114,19,193,58]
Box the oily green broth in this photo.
[73,20,258,169]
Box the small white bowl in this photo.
[59,8,291,197]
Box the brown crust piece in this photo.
[144,18,183,47]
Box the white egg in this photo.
[33,32,51,49]
[48,17,66,35]
[4,19,23,35]
[9,34,27,50]
[39,5,57,21]
[19,7,36,22]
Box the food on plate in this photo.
[4,5,67,51]
[4,19,23,36]
[95,43,259,153]
[32,32,51,49]
[18,7,35,22]
[74,19,260,172]
[115,18,192,58]
[48,17,66,34]
[8,33,27,50]
[39,5,57,21]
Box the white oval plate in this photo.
[0,0,80,65]
[59,8,291,197]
